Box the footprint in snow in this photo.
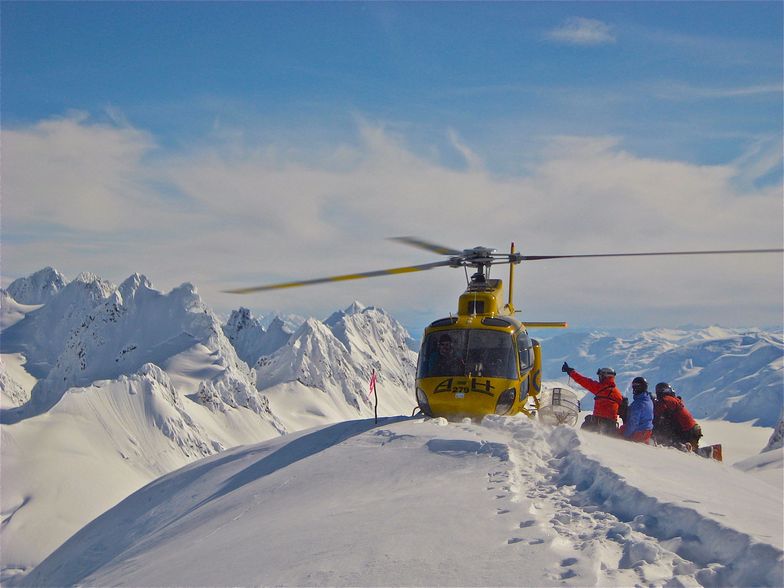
[507,537,524,545]
[560,569,578,580]
[519,520,536,528]
[497,509,510,515]
[561,557,578,567]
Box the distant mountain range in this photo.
[0,266,781,578]
[2,267,782,428]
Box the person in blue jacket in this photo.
[623,377,654,443]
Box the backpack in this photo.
[618,396,629,422]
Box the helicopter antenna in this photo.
[507,242,516,314]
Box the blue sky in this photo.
[2,2,782,331]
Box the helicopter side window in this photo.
[517,332,533,375]
[467,301,485,314]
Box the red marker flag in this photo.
[369,369,377,397]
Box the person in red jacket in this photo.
[652,382,702,451]
[562,362,623,435]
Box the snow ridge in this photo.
[17,416,784,588]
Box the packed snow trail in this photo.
[483,416,783,587]
[21,417,783,587]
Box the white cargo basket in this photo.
[538,386,580,427]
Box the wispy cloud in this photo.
[2,114,781,327]
[546,17,616,46]
[650,81,783,101]
[2,113,161,232]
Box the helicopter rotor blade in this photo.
[518,248,784,262]
[389,236,462,256]
[223,260,454,294]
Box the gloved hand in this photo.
[561,362,574,374]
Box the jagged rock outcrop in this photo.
[763,416,784,452]
[0,362,30,407]
[223,308,267,366]
[222,308,292,368]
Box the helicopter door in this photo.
[517,331,534,376]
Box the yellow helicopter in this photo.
[225,238,782,421]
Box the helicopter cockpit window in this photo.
[418,329,518,379]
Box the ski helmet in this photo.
[655,382,674,399]
[597,367,616,378]
[631,376,648,393]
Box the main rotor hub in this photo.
[450,246,499,269]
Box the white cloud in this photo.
[546,17,616,46]
[1,114,172,232]
[2,115,781,329]
[650,81,783,101]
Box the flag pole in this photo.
[370,369,378,424]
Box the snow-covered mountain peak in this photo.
[0,273,117,381]
[71,271,115,294]
[346,300,367,313]
[265,315,281,327]
[259,312,305,332]
[1,274,276,423]
[117,273,154,300]
[265,315,289,335]
[328,304,409,355]
[324,300,371,327]
[6,267,68,305]
[221,308,299,368]
[254,305,417,426]
[168,282,205,311]
[225,307,261,334]
[288,317,338,351]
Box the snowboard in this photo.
[696,443,723,461]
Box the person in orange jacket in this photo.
[562,362,623,435]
